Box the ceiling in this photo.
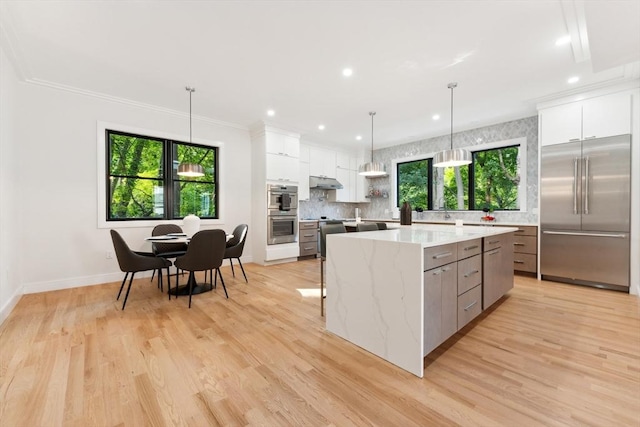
[1,1,639,150]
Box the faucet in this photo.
[438,197,451,219]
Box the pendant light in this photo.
[433,82,472,168]
[177,86,205,177]
[359,111,387,177]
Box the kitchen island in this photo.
[325,224,516,377]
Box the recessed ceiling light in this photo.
[356,135,362,141]
[555,35,571,46]
[267,109,275,116]
[568,76,580,84]
[342,68,353,77]
[432,114,440,120]
[318,124,325,130]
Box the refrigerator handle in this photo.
[573,157,579,215]
[584,156,589,215]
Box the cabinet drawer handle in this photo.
[514,260,525,264]
[303,234,315,237]
[463,270,479,278]
[569,138,580,141]
[432,269,442,276]
[432,252,453,259]
[464,301,477,311]
[463,245,479,251]
[487,249,500,256]
[514,242,525,246]
[442,266,451,272]
[584,135,596,139]
[487,240,500,244]
[515,229,525,233]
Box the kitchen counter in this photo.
[325,223,516,377]
[362,218,537,227]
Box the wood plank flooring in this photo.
[1,260,639,426]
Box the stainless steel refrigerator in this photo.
[540,134,631,291]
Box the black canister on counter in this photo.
[400,201,412,225]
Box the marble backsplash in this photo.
[299,116,539,224]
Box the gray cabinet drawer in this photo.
[299,221,318,230]
[484,235,505,252]
[458,285,482,330]
[299,244,318,256]
[457,238,481,259]
[513,235,536,254]
[299,231,318,243]
[457,255,482,295]
[514,253,537,273]
[513,225,537,237]
[424,243,458,270]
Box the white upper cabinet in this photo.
[336,152,351,170]
[540,92,632,146]
[309,147,336,178]
[299,144,310,163]
[539,103,582,146]
[582,92,631,140]
[298,160,310,201]
[266,133,300,158]
[266,153,298,182]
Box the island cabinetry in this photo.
[483,233,514,309]
[423,238,483,354]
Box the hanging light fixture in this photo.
[433,82,472,168]
[177,86,205,177]
[359,111,387,177]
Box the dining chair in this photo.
[319,223,346,316]
[174,229,228,308]
[224,224,248,283]
[110,230,172,310]
[150,224,188,290]
[376,222,388,230]
[356,223,379,232]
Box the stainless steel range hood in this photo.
[309,176,343,189]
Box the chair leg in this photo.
[117,272,129,300]
[175,270,180,299]
[320,258,324,317]
[229,259,235,277]
[214,269,217,289]
[151,269,156,282]
[237,258,248,283]
[217,269,228,298]
[188,271,194,308]
[166,266,171,300]
[122,272,136,310]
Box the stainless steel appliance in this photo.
[540,134,631,291]
[267,185,298,245]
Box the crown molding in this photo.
[534,77,640,110]
[23,77,249,131]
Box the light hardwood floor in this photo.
[1,260,639,426]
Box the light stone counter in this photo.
[325,223,516,377]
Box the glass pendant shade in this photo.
[359,111,387,177]
[177,163,204,177]
[434,82,472,168]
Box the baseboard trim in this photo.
[0,286,23,326]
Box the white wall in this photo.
[8,77,252,296]
[0,44,22,322]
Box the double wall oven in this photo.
[267,184,298,245]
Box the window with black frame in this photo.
[107,129,218,221]
[395,144,520,211]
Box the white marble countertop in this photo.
[362,218,538,227]
[330,223,517,248]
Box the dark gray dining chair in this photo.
[224,224,248,282]
[110,230,172,310]
[376,222,388,230]
[150,224,188,289]
[320,223,347,316]
[174,229,227,308]
[356,223,379,232]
